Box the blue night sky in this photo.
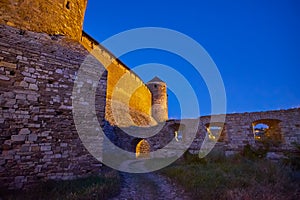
[83,0,300,119]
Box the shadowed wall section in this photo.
[0,24,106,190]
[186,108,300,157]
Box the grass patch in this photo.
[1,170,120,200]
[160,151,300,200]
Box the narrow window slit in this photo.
[66,1,71,10]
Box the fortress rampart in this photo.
[0,0,299,192]
[187,108,300,156]
[0,24,106,190]
[80,32,153,126]
[103,108,300,163]
[0,0,154,190]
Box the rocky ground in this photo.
[110,172,191,200]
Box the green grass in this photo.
[1,170,120,200]
[160,151,300,200]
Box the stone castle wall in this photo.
[0,24,106,190]
[0,0,154,189]
[113,108,300,160]
[81,32,153,126]
[0,23,299,190]
[186,108,300,156]
[0,0,87,41]
[0,0,299,191]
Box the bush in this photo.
[282,142,300,170]
[181,148,227,165]
[241,144,269,159]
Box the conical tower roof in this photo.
[147,76,165,83]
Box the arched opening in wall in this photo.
[174,123,185,142]
[205,122,226,142]
[252,119,282,144]
[136,139,150,159]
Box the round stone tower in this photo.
[146,76,168,122]
[0,0,88,40]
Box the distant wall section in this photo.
[183,108,300,157]
[115,108,300,159]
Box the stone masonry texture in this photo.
[0,0,87,41]
[146,80,168,122]
[80,32,153,126]
[0,0,156,190]
[0,0,300,192]
[0,24,106,190]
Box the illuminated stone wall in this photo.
[136,139,150,159]
[0,0,87,41]
[0,0,154,191]
[81,33,153,127]
[146,78,168,122]
[1,23,299,191]
[1,0,299,192]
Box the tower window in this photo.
[66,1,71,9]
[154,84,157,88]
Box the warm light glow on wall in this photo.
[136,139,150,159]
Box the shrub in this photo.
[282,142,300,170]
[241,144,269,159]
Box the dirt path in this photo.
[110,172,191,200]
